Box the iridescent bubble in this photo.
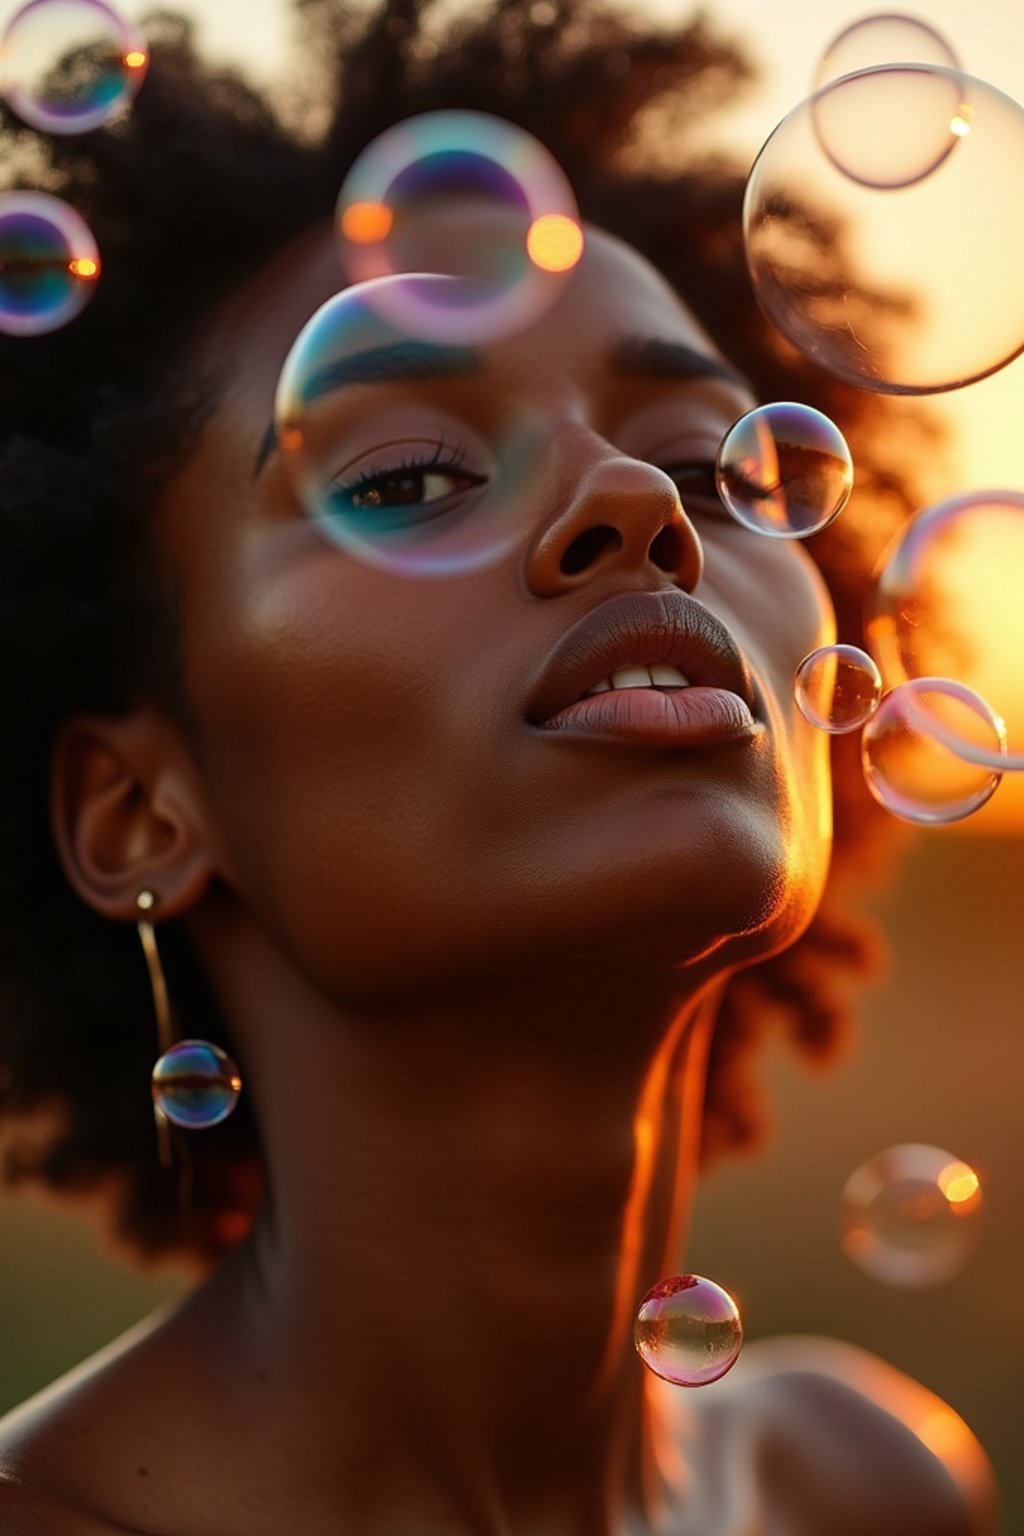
[795,644,882,733]
[275,275,532,578]
[0,0,147,136]
[633,1274,742,1388]
[861,677,1005,824]
[151,1040,243,1131]
[841,1143,982,1287]
[715,402,853,538]
[336,110,583,343]
[744,69,1024,392]
[814,14,959,92]
[0,191,99,335]
[867,490,1024,770]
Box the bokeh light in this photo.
[0,190,100,335]
[841,1143,983,1287]
[336,110,583,343]
[0,0,148,135]
[715,401,853,537]
[634,1274,743,1387]
[744,68,1024,392]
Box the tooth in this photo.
[649,664,691,687]
[610,666,653,689]
[587,678,612,694]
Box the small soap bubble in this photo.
[841,1143,982,1287]
[151,1040,243,1130]
[634,1274,742,1388]
[867,490,1024,770]
[0,0,147,136]
[336,110,583,343]
[744,69,1024,392]
[275,275,531,577]
[795,644,882,733]
[814,14,959,92]
[0,190,99,335]
[861,677,1005,824]
[715,402,852,538]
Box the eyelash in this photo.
[331,437,482,512]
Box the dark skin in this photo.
[0,225,998,1535]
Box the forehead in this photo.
[199,220,735,432]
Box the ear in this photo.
[49,706,218,922]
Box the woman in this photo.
[0,1,999,1531]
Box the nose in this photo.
[523,448,704,599]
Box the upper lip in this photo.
[526,590,756,726]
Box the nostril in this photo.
[650,523,688,574]
[561,525,621,576]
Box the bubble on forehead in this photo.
[0,0,147,136]
[795,645,881,734]
[274,274,533,579]
[860,676,1005,824]
[866,490,1024,771]
[840,1143,982,1287]
[633,1274,743,1388]
[743,68,1024,392]
[336,110,584,344]
[714,402,853,538]
[0,190,100,336]
[814,13,960,92]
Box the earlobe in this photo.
[49,707,216,922]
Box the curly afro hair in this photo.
[0,0,929,1264]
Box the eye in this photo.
[662,461,727,515]
[327,439,487,529]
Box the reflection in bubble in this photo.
[715,402,852,538]
[795,644,881,733]
[861,677,1005,824]
[0,190,100,335]
[744,69,1024,392]
[151,1040,243,1130]
[336,110,582,343]
[841,1143,982,1287]
[634,1274,742,1387]
[867,490,1024,770]
[814,13,959,92]
[0,0,147,136]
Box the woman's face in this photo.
[159,223,835,1003]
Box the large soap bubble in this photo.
[866,490,1024,771]
[0,0,147,135]
[744,68,1024,393]
[336,110,583,344]
[715,402,853,537]
[814,14,959,92]
[634,1274,743,1387]
[841,1143,982,1287]
[0,190,99,334]
[861,677,1005,824]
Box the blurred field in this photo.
[0,833,1020,1527]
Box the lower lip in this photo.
[536,686,761,747]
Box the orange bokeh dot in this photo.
[68,257,100,280]
[124,50,148,70]
[526,214,584,273]
[341,202,394,245]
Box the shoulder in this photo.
[717,1334,1001,1536]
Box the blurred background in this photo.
[0,0,1021,1526]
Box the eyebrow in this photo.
[610,335,752,392]
[253,340,482,477]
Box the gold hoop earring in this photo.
[136,890,243,1173]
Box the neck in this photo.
[190,915,721,1536]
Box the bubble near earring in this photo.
[135,889,243,1170]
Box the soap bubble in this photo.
[795,644,882,733]
[841,1143,982,1287]
[0,0,147,135]
[275,275,534,577]
[0,191,99,335]
[151,1040,243,1131]
[867,490,1024,770]
[861,677,1005,824]
[336,110,583,343]
[715,402,853,538]
[814,14,959,91]
[744,69,1024,392]
[634,1274,742,1387]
